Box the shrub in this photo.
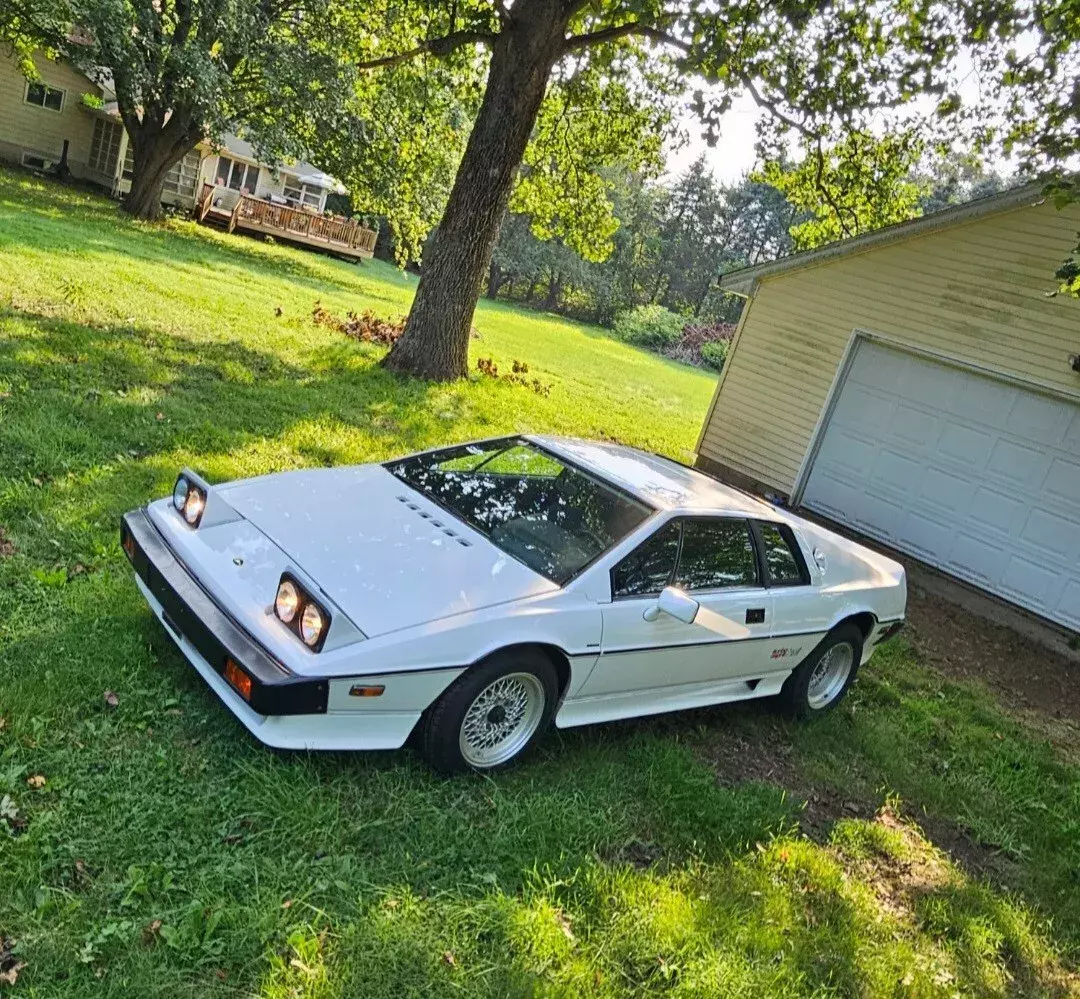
[699,339,729,372]
[612,305,686,350]
[665,321,736,369]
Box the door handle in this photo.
[745,607,766,624]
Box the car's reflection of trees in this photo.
[396,461,647,580]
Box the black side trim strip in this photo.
[599,628,825,657]
[121,509,328,716]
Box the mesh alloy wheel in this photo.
[419,648,559,774]
[458,672,547,768]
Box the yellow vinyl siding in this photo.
[0,51,102,177]
[698,199,1080,494]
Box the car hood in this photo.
[217,465,557,637]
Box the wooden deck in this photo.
[197,184,377,259]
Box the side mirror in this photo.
[643,586,700,625]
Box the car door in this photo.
[581,516,775,698]
[752,519,831,661]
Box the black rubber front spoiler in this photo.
[120,508,328,715]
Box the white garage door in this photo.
[803,339,1080,630]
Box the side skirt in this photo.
[554,671,791,729]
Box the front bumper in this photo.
[120,508,328,716]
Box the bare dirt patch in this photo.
[835,807,953,921]
[904,588,1080,761]
[695,710,874,839]
[0,527,14,558]
[694,708,1021,885]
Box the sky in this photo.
[667,38,1053,189]
[663,91,764,184]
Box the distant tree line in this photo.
[474,152,1013,331]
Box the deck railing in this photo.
[198,184,377,254]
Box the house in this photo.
[697,184,1080,631]
[0,45,107,180]
[0,49,375,258]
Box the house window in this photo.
[215,156,258,192]
[283,177,323,210]
[25,80,65,112]
[89,118,123,177]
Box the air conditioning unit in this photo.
[22,152,56,171]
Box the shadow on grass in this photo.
[0,306,462,554]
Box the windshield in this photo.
[385,437,653,584]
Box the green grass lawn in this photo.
[1,168,1078,997]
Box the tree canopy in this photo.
[346,0,1079,379]
[0,0,382,217]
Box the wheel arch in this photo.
[832,610,877,643]
[472,642,572,697]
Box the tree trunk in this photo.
[486,260,504,299]
[543,272,563,310]
[121,120,199,221]
[382,0,570,380]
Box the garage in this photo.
[696,183,1080,632]
[802,340,1080,629]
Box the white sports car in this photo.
[121,436,905,773]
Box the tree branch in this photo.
[740,76,814,139]
[356,28,494,70]
[492,0,511,24]
[563,20,690,54]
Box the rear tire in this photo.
[776,623,864,719]
[419,648,558,775]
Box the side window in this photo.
[756,522,810,586]
[611,522,680,598]
[674,518,758,591]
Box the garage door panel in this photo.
[1006,391,1074,441]
[949,534,1006,584]
[898,510,958,561]
[917,466,976,515]
[872,448,925,496]
[816,429,879,478]
[1001,555,1058,607]
[986,438,1052,486]
[894,356,956,410]
[803,339,1080,629]
[1063,410,1080,453]
[891,403,942,450]
[852,490,908,539]
[1057,582,1080,629]
[937,422,996,468]
[955,375,1015,427]
[967,487,1027,535]
[1045,458,1080,503]
[851,354,908,394]
[832,384,895,433]
[1020,509,1080,562]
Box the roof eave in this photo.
[717,181,1053,293]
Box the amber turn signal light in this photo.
[224,659,253,701]
[348,684,385,698]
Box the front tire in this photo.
[776,623,864,719]
[419,649,558,774]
